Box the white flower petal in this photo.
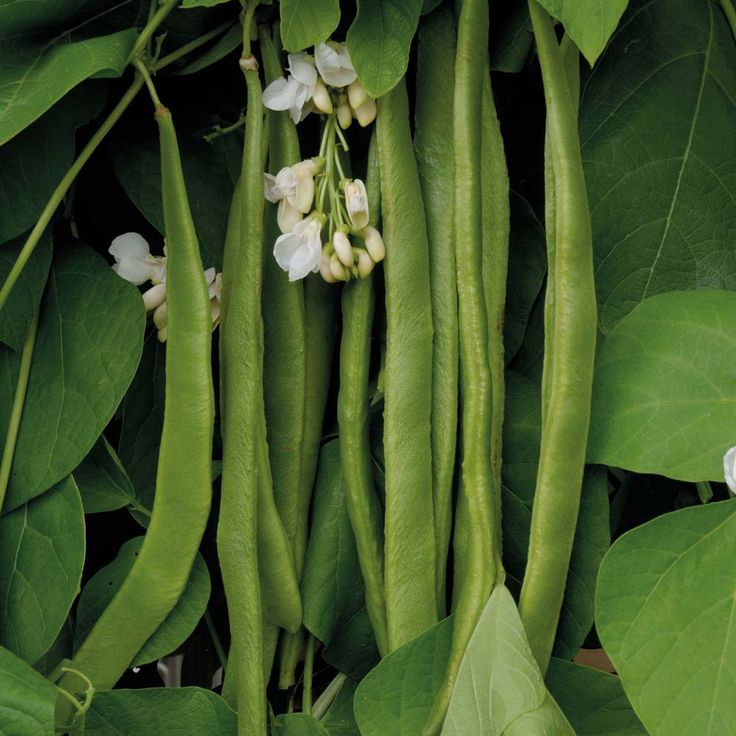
[112,258,155,286]
[142,282,167,311]
[724,446,736,495]
[277,199,304,233]
[315,42,357,87]
[288,236,322,281]
[263,77,298,111]
[109,232,150,261]
[287,52,317,86]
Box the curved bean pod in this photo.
[519,1,597,672]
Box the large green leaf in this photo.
[0,231,52,352]
[504,193,547,364]
[73,435,137,514]
[302,440,379,678]
[0,645,56,735]
[441,585,573,735]
[0,83,104,245]
[536,0,628,65]
[503,372,610,659]
[581,0,736,333]
[490,1,533,73]
[1,244,145,512]
[346,0,423,98]
[83,688,237,734]
[112,118,236,271]
[74,537,210,666]
[546,659,645,736]
[0,28,135,146]
[354,617,453,736]
[0,477,85,664]
[321,679,360,736]
[117,334,165,512]
[273,714,331,735]
[596,500,736,735]
[587,291,736,482]
[280,0,340,52]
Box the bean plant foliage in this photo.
[1,0,735,734]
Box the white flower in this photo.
[109,233,166,285]
[264,167,297,203]
[262,52,317,123]
[333,230,353,267]
[273,215,323,281]
[278,200,303,234]
[345,179,369,229]
[362,226,385,263]
[724,446,736,495]
[315,42,357,88]
[354,97,377,127]
[142,282,166,311]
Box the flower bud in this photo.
[333,230,354,267]
[320,253,337,283]
[312,80,333,114]
[337,95,352,129]
[142,282,166,311]
[354,97,377,127]
[356,249,374,278]
[330,254,349,281]
[277,199,303,234]
[157,325,168,343]
[347,80,368,110]
[362,226,385,263]
[153,301,168,330]
[289,159,318,213]
[345,179,369,230]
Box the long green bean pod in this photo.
[59,105,214,699]
[377,79,437,651]
[541,34,580,425]
[337,134,389,657]
[423,0,498,731]
[480,63,510,555]
[217,12,269,729]
[414,6,459,616]
[520,2,597,672]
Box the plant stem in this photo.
[204,609,228,670]
[0,75,144,314]
[155,19,236,71]
[720,0,736,40]
[302,636,314,716]
[0,317,38,512]
[311,673,347,720]
[133,59,164,109]
[127,0,180,64]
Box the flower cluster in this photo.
[262,39,384,284]
[262,42,376,128]
[109,232,222,342]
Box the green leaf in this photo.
[581,0,736,333]
[536,0,628,65]
[74,537,210,666]
[503,372,610,659]
[321,679,360,736]
[490,1,533,73]
[178,23,241,76]
[280,0,340,52]
[0,231,52,352]
[596,499,736,735]
[0,645,56,735]
[73,435,137,514]
[83,688,237,734]
[587,290,736,482]
[273,714,331,735]
[441,585,574,736]
[117,334,165,512]
[354,617,453,736]
[0,477,85,663]
[0,83,105,245]
[112,118,235,271]
[301,440,379,678]
[0,28,135,145]
[504,193,547,364]
[1,244,145,512]
[180,0,233,7]
[546,659,645,736]
[347,0,423,98]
